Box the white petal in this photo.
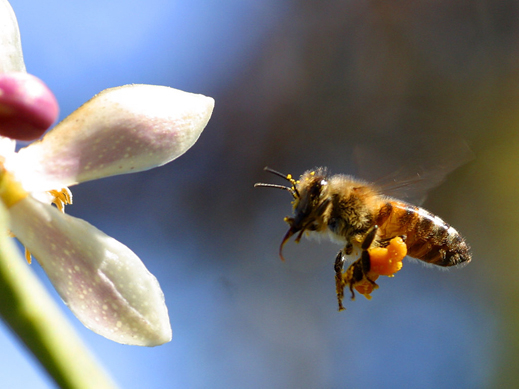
[0,0,26,73]
[0,135,15,157]
[13,85,214,192]
[9,195,172,346]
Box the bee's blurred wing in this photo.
[353,138,474,206]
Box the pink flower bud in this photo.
[0,72,59,140]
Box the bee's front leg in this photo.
[334,248,347,311]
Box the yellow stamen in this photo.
[25,247,32,264]
[17,188,72,264]
[0,163,73,263]
[49,188,73,212]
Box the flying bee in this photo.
[255,165,471,310]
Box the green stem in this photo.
[0,203,117,389]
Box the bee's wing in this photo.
[353,138,474,206]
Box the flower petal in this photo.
[13,85,214,192]
[0,135,15,157]
[0,0,26,73]
[9,195,172,346]
[0,72,59,140]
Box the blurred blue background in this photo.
[3,0,517,387]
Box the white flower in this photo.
[0,0,215,347]
[0,85,214,346]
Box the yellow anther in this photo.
[25,247,32,264]
[0,164,73,264]
[48,187,73,212]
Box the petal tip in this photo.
[0,0,26,73]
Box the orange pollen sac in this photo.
[352,274,380,299]
[353,237,408,298]
[369,236,407,276]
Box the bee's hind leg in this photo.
[378,234,407,248]
[359,225,379,286]
[338,226,381,308]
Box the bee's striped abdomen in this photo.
[376,201,471,267]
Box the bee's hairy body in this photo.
[255,166,471,309]
[293,168,470,267]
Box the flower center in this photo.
[0,162,28,208]
[0,162,73,263]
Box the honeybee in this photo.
[255,164,471,310]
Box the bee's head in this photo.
[254,167,331,260]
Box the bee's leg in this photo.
[345,259,364,299]
[361,225,379,250]
[341,226,381,303]
[360,225,379,286]
[334,251,346,311]
[335,228,383,309]
[344,241,353,256]
[378,234,407,248]
[334,241,357,310]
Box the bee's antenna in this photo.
[256,166,300,197]
[263,167,291,182]
[254,182,297,197]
